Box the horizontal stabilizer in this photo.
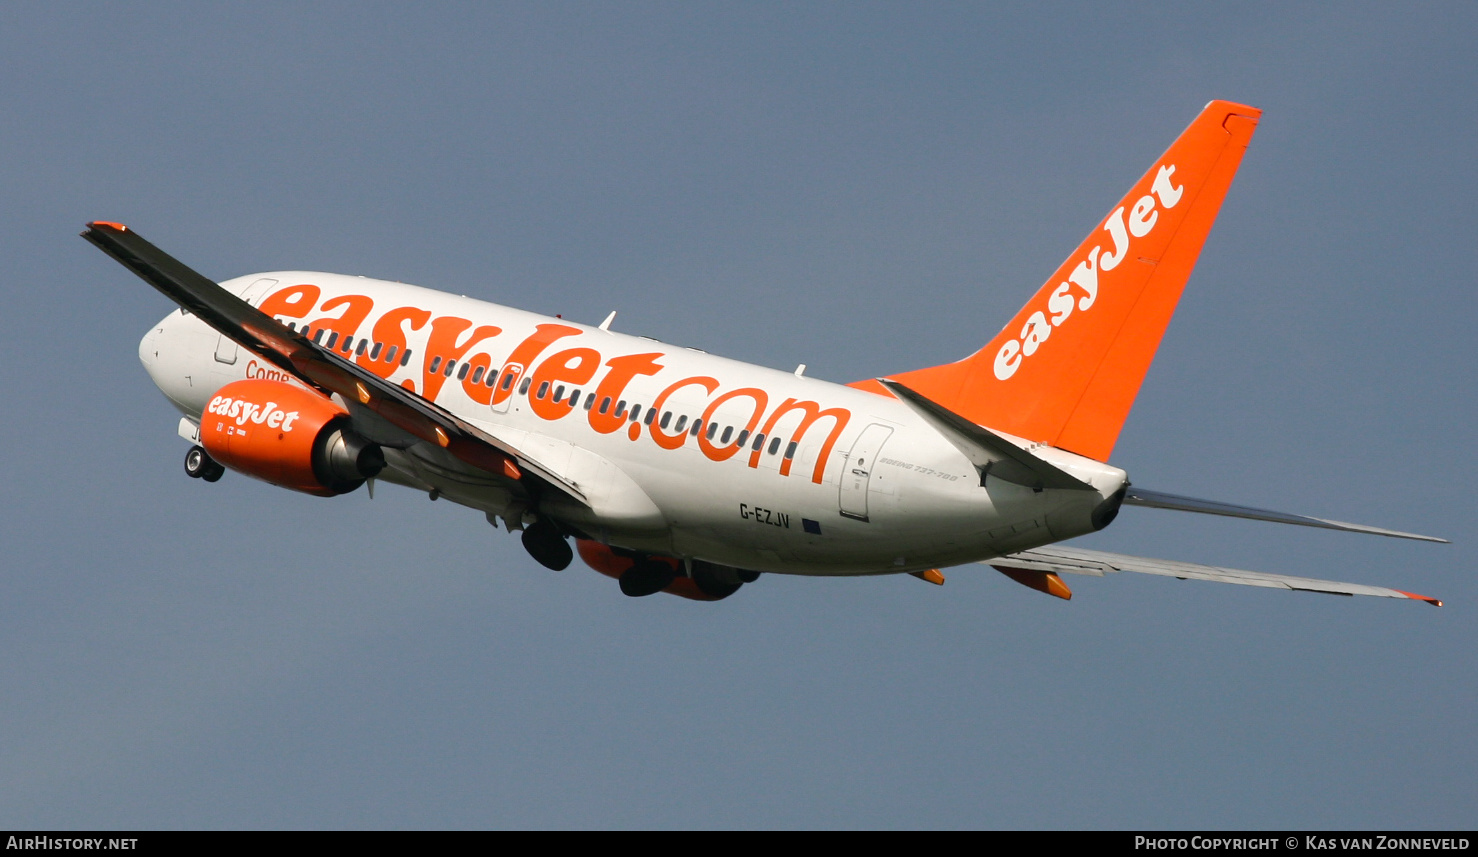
[989,545,1441,605]
[876,379,1094,491]
[1125,488,1448,543]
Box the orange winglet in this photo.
[434,425,451,447]
[1396,590,1443,607]
[88,221,128,231]
[909,569,946,586]
[355,381,372,404]
[992,566,1073,600]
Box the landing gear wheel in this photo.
[619,561,678,598]
[521,519,573,571]
[184,445,224,482]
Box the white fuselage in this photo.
[140,272,1129,576]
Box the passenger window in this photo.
[785,441,798,459]
[568,391,581,408]
[457,363,470,380]
[340,336,353,353]
[768,437,782,455]
[471,366,485,384]
[689,419,702,437]
[313,329,325,345]
[324,332,339,349]
[385,345,398,363]
[400,349,413,367]
[286,321,297,331]
[629,405,642,422]
[707,422,719,440]
[736,430,750,447]
[356,340,368,357]
[370,342,383,360]
[519,377,532,395]
[720,426,732,443]
[502,372,516,391]
[615,400,627,418]
[660,412,672,429]
[752,433,765,451]
[429,356,443,373]
[584,395,595,410]
[553,385,565,402]
[444,360,457,377]
[536,381,549,398]
[644,409,657,425]
[599,397,612,414]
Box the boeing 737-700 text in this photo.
[85,100,1447,604]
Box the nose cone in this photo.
[139,323,160,371]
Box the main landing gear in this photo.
[184,445,225,482]
[521,518,573,571]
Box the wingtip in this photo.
[1396,590,1443,607]
[86,221,129,232]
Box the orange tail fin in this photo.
[857,101,1260,462]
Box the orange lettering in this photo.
[258,284,321,322]
[588,353,665,434]
[648,376,720,450]
[306,294,375,348]
[420,316,502,402]
[698,388,769,462]
[359,306,432,388]
[527,348,602,420]
[489,324,583,406]
[750,398,851,483]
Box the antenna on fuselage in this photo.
[598,311,616,331]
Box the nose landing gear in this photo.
[184,445,225,483]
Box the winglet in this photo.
[1396,590,1443,607]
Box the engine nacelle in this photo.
[575,539,756,601]
[200,379,384,497]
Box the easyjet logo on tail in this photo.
[993,163,1184,381]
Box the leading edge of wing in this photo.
[1124,487,1448,543]
[988,544,1442,606]
[81,221,588,506]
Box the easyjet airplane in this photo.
[87,100,1447,604]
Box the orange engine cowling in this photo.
[200,379,385,497]
[575,539,755,601]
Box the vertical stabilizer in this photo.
[857,101,1260,462]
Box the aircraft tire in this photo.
[522,519,573,571]
[184,445,218,480]
[619,561,677,597]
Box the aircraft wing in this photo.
[82,221,589,506]
[988,544,1442,605]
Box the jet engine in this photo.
[198,379,384,496]
[575,539,758,601]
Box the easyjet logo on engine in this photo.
[207,394,301,431]
[992,163,1184,381]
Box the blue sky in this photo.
[0,3,1473,828]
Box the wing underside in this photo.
[989,544,1442,605]
[82,221,588,506]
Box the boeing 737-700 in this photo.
[85,100,1447,604]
